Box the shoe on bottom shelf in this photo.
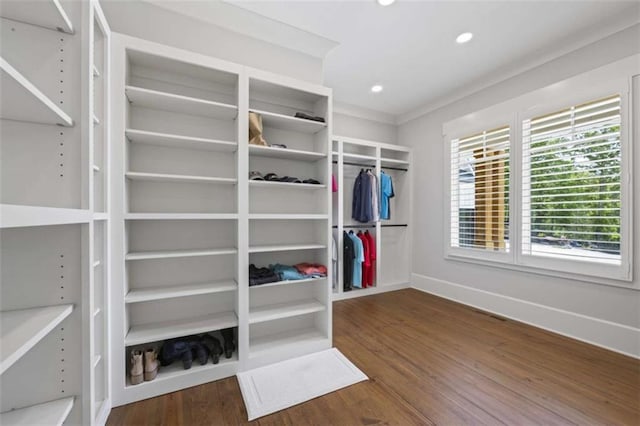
[221,328,236,359]
[201,334,223,364]
[189,341,209,366]
[144,348,159,381]
[130,350,144,385]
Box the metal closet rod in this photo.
[331,160,408,172]
[332,224,408,229]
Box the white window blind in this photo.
[451,126,510,252]
[522,95,621,265]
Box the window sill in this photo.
[444,252,637,291]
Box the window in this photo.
[444,63,633,284]
[450,126,510,254]
[522,96,622,265]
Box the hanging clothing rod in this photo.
[332,224,408,229]
[332,160,408,172]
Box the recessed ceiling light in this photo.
[371,84,383,93]
[377,0,395,6]
[456,32,473,44]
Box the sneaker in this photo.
[130,350,143,385]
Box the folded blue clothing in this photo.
[269,264,306,281]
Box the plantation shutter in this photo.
[521,95,622,264]
[450,126,510,252]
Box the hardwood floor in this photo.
[107,289,640,425]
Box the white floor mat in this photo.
[236,348,368,421]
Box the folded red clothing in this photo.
[294,262,327,276]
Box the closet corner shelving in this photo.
[332,135,412,301]
[110,34,333,405]
[0,0,111,424]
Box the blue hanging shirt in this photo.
[380,171,394,220]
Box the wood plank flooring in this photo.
[107,289,640,425]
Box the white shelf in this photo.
[248,144,326,161]
[342,153,377,163]
[93,212,108,221]
[249,299,325,324]
[0,397,74,426]
[249,214,328,220]
[126,171,237,185]
[125,353,238,388]
[0,204,91,228]
[250,328,327,358]
[126,86,238,120]
[381,158,410,168]
[249,181,326,190]
[126,280,238,304]
[250,277,326,289]
[0,58,73,127]
[125,213,238,220]
[0,304,73,374]
[0,0,74,34]
[125,311,238,346]
[248,243,326,253]
[251,109,326,134]
[125,128,237,152]
[126,247,237,261]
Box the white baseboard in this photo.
[332,282,409,301]
[411,273,640,359]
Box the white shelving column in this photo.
[331,136,412,301]
[110,34,243,406]
[245,71,332,369]
[0,0,105,424]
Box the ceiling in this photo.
[145,1,639,121]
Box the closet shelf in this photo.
[0,304,73,375]
[125,213,238,220]
[125,129,237,152]
[0,58,73,127]
[250,328,327,359]
[249,181,326,190]
[0,0,74,34]
[342,153,377,162]
[125,354,237,389]
[125,311,238,346]
[249,276,326,290]
[126,171,237,185]
[0,397,74,426]
[248,214,328,220]
[93,212,108,221]
[125,280,238,304]
[249,299,325,325]
[125,85,237,120]
[126,247,237,261]
[250,109,326,134]
[248,243,326,253]
[248,144,326,161]
[0,204,91,228]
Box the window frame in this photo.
[443,56,636,286]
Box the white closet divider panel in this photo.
[0,204,90,228]
[0,58,73,126]
[0,0,74,34]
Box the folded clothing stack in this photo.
[249,263,328,287]
[249,171,321,185]
[249,264,280,286]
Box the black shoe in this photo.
[201,334,223,364]
[220,328,236,359]
[189,341,209,366]
[159,339,190,367]
[181,346,193,370]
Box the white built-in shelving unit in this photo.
[332,136,412,301]
[110,34,332,405]
[0,0,111,424]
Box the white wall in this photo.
[333,113,397,143]
[101,0,323,84]
[399,24,640,356]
